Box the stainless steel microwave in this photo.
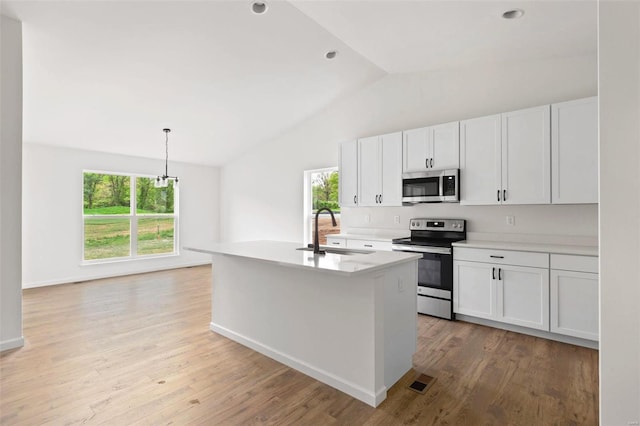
[402,169,459,203]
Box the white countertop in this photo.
[185,240,421,276]
[326,232,409,242]
[452,240,598,257]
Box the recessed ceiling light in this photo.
[251,2,268,15]
[502,9,524,19]
[325,50,338,60]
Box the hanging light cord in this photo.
[158,128,178,183]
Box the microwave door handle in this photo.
[439,175,444,199]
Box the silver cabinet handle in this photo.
[503,189,507,201]
[492,267,496,280]
[353,195,357,204]
[364,244,373,248]
[490,255,504,259]
[379,194,382,203]
[425,158,429,169]
[498,268,502,280]
[331,242,340,245]
[497,190,501,202]
[430,158,433,168]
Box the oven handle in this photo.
[391,245,452,255]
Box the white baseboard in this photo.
[22,261,211,289]
[1,337,24,352]
[210,322,386,407]
[456,314,599,350]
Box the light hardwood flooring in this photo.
[0,265,598,425]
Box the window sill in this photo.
[81,252,180,266]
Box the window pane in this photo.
[83,173,131,215]
[84,218,131,260]
[136,177,175,214]
[137,217,175,255]
[312,215,341,246]
[311,171,340,214]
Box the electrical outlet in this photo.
[394,215,400,224]
[364,214,370,224]
[506,215,515,226]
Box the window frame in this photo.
[303,167,340,246]
[81,170,179,264]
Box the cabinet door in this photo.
[339,140,358,207]
[551,97,598,204]
[501,105,551,205]
[550,269,599,340]
[430,121,459,170]
[402,127,429,173]
[380,131,403,206]
[460,115,502,205]
[453,261,496,320]
[357,136,381,207]
[497,264,549,331]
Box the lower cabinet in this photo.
[453,260,549,331]
[326,236,393,251]
[454,248,599,343]
[550,255,599,341]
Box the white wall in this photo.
[1,16,24,351]
[22,143,219,287]
[599,2,640,424]
[221,54,598,244]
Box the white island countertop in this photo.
[185,240,421,277]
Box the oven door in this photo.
[417,252,453,292]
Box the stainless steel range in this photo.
[392,218,466,320]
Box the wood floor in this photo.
[0,265,598,425]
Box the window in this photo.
[303,168,340,245]
[83,172,178,262]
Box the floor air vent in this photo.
[409,373,436,394]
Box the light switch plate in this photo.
[506,215,515,226]
[394,215,400,224]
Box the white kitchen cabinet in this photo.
[339,140,358,207]
[402,121,459,173]
[346,239,393,251]
[460,105,550,205]
[501,105,551,205]
[460,114,502,204]
[454,247,550,331]
[550,254,599,341]
[453,260,496,320]
[551,96,598,204]
[325,236,346,248]
[497,264,549,331]
[357,132,402,207]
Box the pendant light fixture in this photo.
[155,128,179,188]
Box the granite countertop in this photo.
[184,240,421,276]
[452,240,598,257]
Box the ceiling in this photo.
[1,1,596,167]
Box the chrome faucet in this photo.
[313,207,337,255]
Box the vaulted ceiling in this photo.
[1,1,596,166]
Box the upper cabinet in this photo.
[358,132,403,207]
[501,105,551,205]
[461,105,551,205]
[339,140,358,207]
[551,96,598,204]
[403,121,459,173]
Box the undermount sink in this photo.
[296,246,373,256]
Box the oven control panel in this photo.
[409,218,465,232]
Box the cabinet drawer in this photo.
[326,236,346,248]
[454,247,549,268]
[346,239,393,251]
[550,254,598,273]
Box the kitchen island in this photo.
[185,240,421,407]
